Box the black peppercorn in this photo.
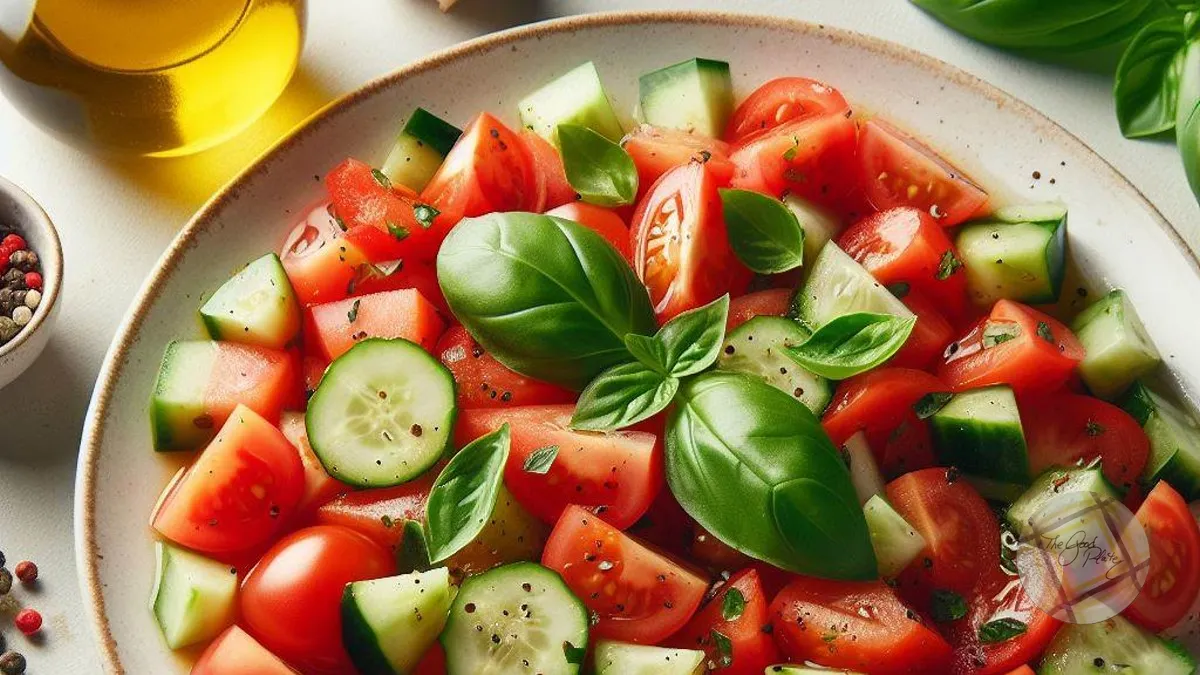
[0,651,26,675]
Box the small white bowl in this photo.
[0,175,63,390]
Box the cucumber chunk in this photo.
[442,562,589,675]
[342,568,455,675]
[519,62,624,144]
[150,341,220,452]
[1072,290,1161,400]
[797,242,914,329]
[716,315,833,415]
[766,666,866,674]
[1006,466,1119,538]
[307,338,455,487]
[200,253,300,350]
[594,641,705,675]
[150,541,237,650]
[1120,381,1200,500]
[381,108,463,192]
[1038,615,1196,675]
[930,385,1030,485]
[638,58,734,138]
[956,204,1067,306]
[843,432,884,504]
[784,195,843,270]
[863,494,927,578]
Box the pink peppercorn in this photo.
[1,235,25,251]
[22,273,40,290]
[13,562,36,585]
[13,609,40,636]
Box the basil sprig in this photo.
[783,312,916,380]
[558,123,638,207]
[719,188,806,274]
[666,372,877,580]
[424,425,510,563]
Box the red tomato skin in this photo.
[622,124,736,196]
[349,258,449,317]
[455,405,662,529]
[670,569,781,675]
[878,411,938,479]
[1006,668,1036,675]
[421,112,537,218]
[891,289,956,370]
[193,342,298,436]
[240,525,394,674]
[153,405,305,555]
[939,300,1084,397]
[770,577,953,675]
[858,119,989,227]
[1124,481,1200,631]
[631,162,752,322]
[546,202,632,259]
[726,288,793,332]
[837,206,968,319]
[192,626,299,675]
[308,288,445,361]
[725,77,851,143]
[542,505,707,644]
[280,202,370,306]
[729,113,859,206]
[821,368,948,447]
[522,130,577,212]
[313,470,438,550]
[279,411,343,515]
[413,644,447,675]
[1020,392,1150,489]
[948,571,1061,675]
[435,325,575,409]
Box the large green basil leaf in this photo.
[425,425,510,564]
[910,0,1168,51]
[571,362,679,431]
[1115,18,1186,138]
[666,372,877,580]
[438,213,657,390]
[784,312,916,380]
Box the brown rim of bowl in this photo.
[74,9,1200,673]
[0,176,63,362]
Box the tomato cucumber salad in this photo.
[146,58,1200,675]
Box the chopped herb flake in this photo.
[913,392,954,420]
[711,629,734,667]
[930,589,967,622]
[978,618,1027,644]
[935,250,963,280]
[983,320,1021,348]
[782,135,800,162]
[413,203,440,229]
[347,299,361,323]
[371,168,392,188]
[562,641,586,665]
[1086,420,1105,437]
[522,445,559,474]
[387,222,410,241]
[1037,321,1055,343]
[721,587,747,622]
[887,282,911,299]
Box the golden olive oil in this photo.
[0,0,305,156]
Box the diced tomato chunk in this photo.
[1124,481,1200,631]
[422,112,538,217]
[890,289,956,370]
[308,288,445,361]
[280,202,368,306]
[729,113,859,206]
[348,258,449,316]
[725,77,851,143]
[313,470,438,550]
[203,342,298,431]
[726,288,792,332]
[546,202,631,259]
[436,325,575,409]
[279,411,343,515]
[670,569,781,675]
[622,124,735,196]
[522,129,576,211]
[822,368,947,448]
[1021,392,1149,489]
[192,626,299,675]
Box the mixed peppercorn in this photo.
[0,226,43,346]
[0,549,42,674]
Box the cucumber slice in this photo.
[519,62,624,144]
[342,568,455,675]
[307,338,455,487]
[716,315,833,415]
[594,641,705,675]
[1038,615,1196,675]
[929,385,1030,485]
[993,201,1068,224]
[150,340,219,452]
[956,205,1067,306]
[863,494,927,578]
[150,541,237,650]
[1006,466,1120,539]
[200,253,301,350]
[843,432,884,505]
[1072,290,1160,400]
[381,108,463,192]
[766,666,867,674]
[638,58,734,138]
[1120,381,1200,500]
[797,243,913,329]
[784,195,843,270]
[442,562,589,675]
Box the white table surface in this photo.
[0,0,1194,671]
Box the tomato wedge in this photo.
[1124,481,1200,631]
[670,569,781,675]
[892,289,956,370]
[1021,392,1150,489]
[948,570,1061,675]
[421,112,538,218]
[280,202,369,306]
[542,505,707,644]
[455,405,662,529]
[347,258,449,316]
[939,300,1084,396]
[631,162,751,322]
[858,119,988,226]
[725,77,851,143]
[279,411,343,515]
[729,113,859,205]
[313,470,438,550]
[622,124,735,195]
[327,158,452,264]
[308,288,445,361]
[435,325,575,409]
[769,576,953,675]
[821,368,948,448]
[727,288,793,332]
[546,202,631,259]
[521,129,576,211]
[192,626,298,675]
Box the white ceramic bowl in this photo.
[0,175,63,392]
[76,11,1200,673]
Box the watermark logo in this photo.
[1012,489,1150,624]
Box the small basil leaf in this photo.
[396,520,433,574]
[571,362,679,432]
[425,425,511,563]
[1115,17,1186,138]
[558,123,638,207]
[624,333,671,374]
[719,188,806,274]
[522,445,559,474]
[978,618,1028,644]
[651,294,731,377]
[913,392,954,420]
[783,313,917,380]
[930,589,967,622]
[721,587,746,621]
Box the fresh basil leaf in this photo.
[783,313,917,380]
[721,587,746,621]
[711,629,734,667]
[1115,17,1186,138]
[571,362,679,432]
[930,589,968,622]
[978,617,1028,644]
[558,123,638,207]
[437,213,657,389]
[667,372,877,580]
[624,333,671,374]
[910,0,1168,51]
[627,294,730,378]
[396,520,433,574]
[913,392,954,420]
[719,188,806,274]
[522,445,559,474]
[425,425,511,563]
